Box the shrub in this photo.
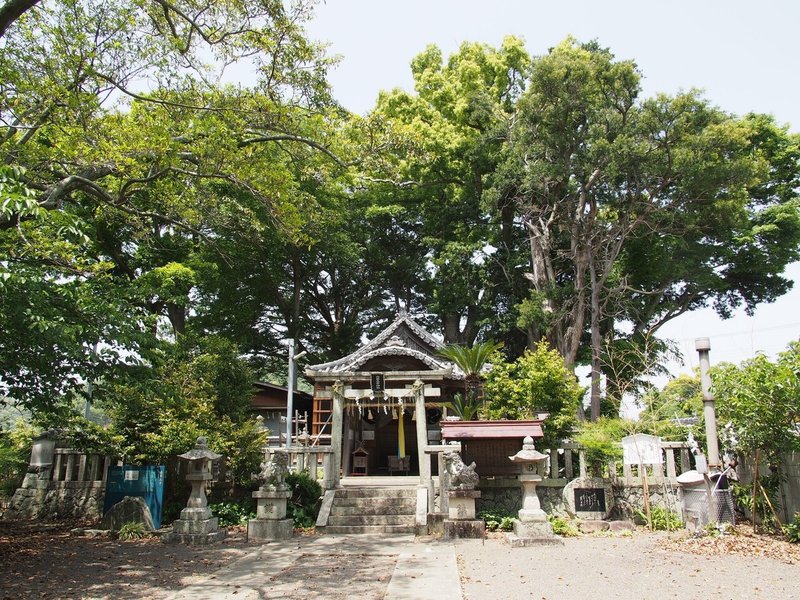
[210,500,256,527]
[549,515,579,537]
[637,506,682,531]
[782,513,800,543]
[479,509,515,532]
[286,471,322,528]
[117,522,148,540]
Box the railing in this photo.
[285,446,336,490]
[539,441,692,486]
[50,449,115,483]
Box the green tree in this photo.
[366,37,531,344]
[483,341,583,444]
[502,38,800,420]
[713,342,800,464]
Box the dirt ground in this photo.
[457,527,800,600]
[0,521,253,599]
[2,521,799,599]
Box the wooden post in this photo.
[578,450,587,479]
[641,461,652,530]
[753,449,760,533]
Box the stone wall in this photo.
[4,474,106,521]
[474,476,680,520]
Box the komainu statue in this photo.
[444,450,479,490]
[259,449,289,491]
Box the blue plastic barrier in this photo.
[103,465,165,529]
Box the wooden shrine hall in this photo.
[304,310,464,480]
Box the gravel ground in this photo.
[457,528,799,600]
[2,521,799,600]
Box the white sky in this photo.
[304,0,800,375]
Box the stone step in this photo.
[327,514,415,527]
[335,488,417,499]
[332,497,416,509]
[322,524,417,534]
[330,503,415,516]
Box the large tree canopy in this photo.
[2,16,798,428]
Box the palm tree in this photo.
[439,340,503,417]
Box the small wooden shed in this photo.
[441,420,546,476]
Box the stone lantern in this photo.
[163,436,226,544]
[508,436,560,545]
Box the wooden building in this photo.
[304,310,464,479]
[250,381,313,446]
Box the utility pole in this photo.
[285,339,307,449]
[695,337,720,470]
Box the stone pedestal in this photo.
[247,489,293,541]
[443,489,484,539]
[165,506,227,544]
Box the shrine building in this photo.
[304,310,465,480]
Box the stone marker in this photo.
[563,477,614,520]
[248,449,294,541]
[101,496,155,532]
[507,436,562,546]
[162,436,226,545]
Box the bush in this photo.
[731,474,782,531]
[210,500,256,527]
[479,509,515,532]
[117,522,148,540]
[0,421,37,496]
[782,513,800,543]
[637,506,682,531]
[548,515,579,537]
[286,471,322,528]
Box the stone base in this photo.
[513,518,553,538]
[608,520,636,532]
[578,519,609,534]
[247,518,293,541]
[180,506,213,521]
[162,529,227,545]
[172,516,220,535]
[506,532,564,547]
[427,512,445,536]
[443,519,485,539]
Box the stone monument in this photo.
[163,436,226,545]
[507,436,562,546]
[247,449,294,540]
[442,450,484,539]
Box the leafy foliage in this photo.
[479,509,515,532]
[117,522,148,541]
[637,506,682,531]
[782,513,800,544]
[443,393,482,421]
[286,470,322,528]
[713,342,800,463]
[0,421,37,496]
[731,474,783,531]
[483,341,583,444]
[210,500,256,527]
[548,515,580,537]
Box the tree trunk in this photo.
[0,0,39,39]
[589,259,602,421]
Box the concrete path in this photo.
[162,534,462,600]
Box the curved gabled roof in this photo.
[306,310,463,378]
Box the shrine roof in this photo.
[306,310,463,378]
[440,420,545,440]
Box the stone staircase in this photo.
[321,486,418,534]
